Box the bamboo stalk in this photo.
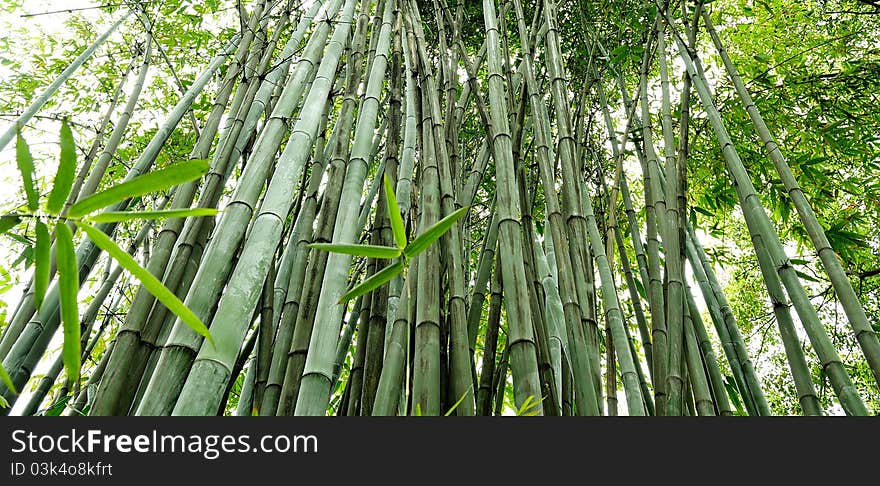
[129,2,338,416]
[171,0,359,416]
[578,177,647,416]
[681,286,732,415]
[655,26,686,416]
[702,9,880,389]
[636,28,670,415]
[372,257,417,416]
[295,0,396,416]
[89,9,273,415]
[663,11,868,415]
[594,80,655,378]
[414,15,475,417]
[479,0,543,415]
[683,304,716,416]
[346,294,372,416]
[685,234,762,415]
[513,0,598,416]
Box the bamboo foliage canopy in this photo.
[0,0,878,416]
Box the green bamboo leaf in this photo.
[309,243,401,259]
[338,260,405,304]
[46,119,77,215]
[55,222,80,388]
[34,220,51,310]
[76,222,214,346]
[515,395,544,416]
[384,175,406,249]
[43,395,70,416]
[404,206,468,259]
[443,390,470,416]
[68,159,210,218]
[633,276,647,301]
[0,215,21,235]
[0,362,17,395]
[89,208,218,223]
[693,206,714,217]
[16,126,39,212]
[795,270,821,283]
[724,377,745,415]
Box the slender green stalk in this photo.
[747,228,823,415]
[685,233,761,415]
[410,2,474,415]
[684,285,733,416]
[683,304,715,416]
[475,258,503,416]
[513,0,597,416]
[656,27,686,416]
[702,10,880,389]
[466,204,498,387]
[171,0,358,415]
[235,359,257,416]
[346,294,372,416]
[295,0,396,416]
[89,12,269,415]
[330,296,364,391]
[409,79,443,415]
[636,29,670,414]
[578,178,646,416]
[372,257,416,416]
[595,81,654,377]
[665,12,868,415]
[478,0,543,414]
[605,325,618,416]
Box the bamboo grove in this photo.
[1,0,879,416]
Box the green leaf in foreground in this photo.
[634,276,647,301]
[0,216,21,236]
[0,362,17,396]
[309,243,401,259]
[55,222,81,388]
[89,208,218,223]
[338,260,405,304]
[724,377,745,415]
[43,395,69,416]
[46,119,77,215]
[515,395,544,416]
[404,206,468,259]
[34,220,51,310]
[384,175,406,249]
[68,159,210,218]
[76,222,213,346]
[795,270,821,283]
[16,126,39,212]
[444,390,470,416]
